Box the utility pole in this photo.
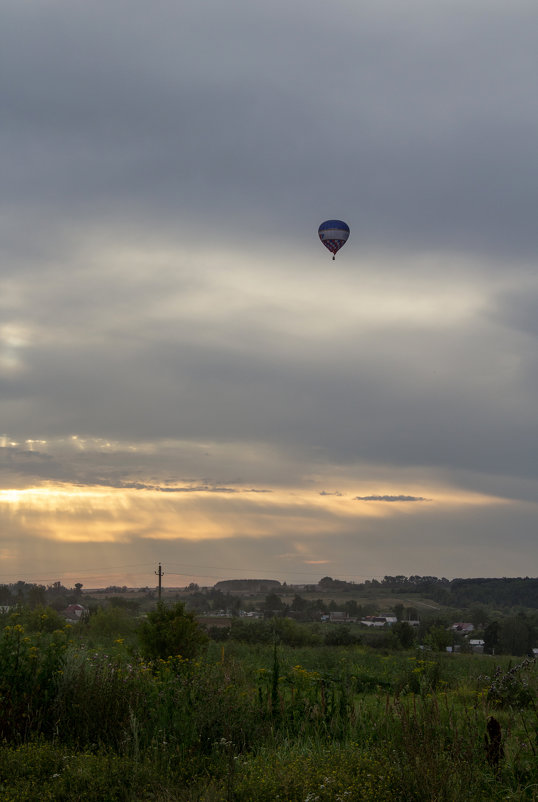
[155,562,164,602]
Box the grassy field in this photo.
[85,585,445,610]
[0,614,537,800]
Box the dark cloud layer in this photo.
[1,1,538,259]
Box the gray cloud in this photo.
[354,495,430,503]
[1,1,538,260]
[84,481,239,494]
[74,478,270,494]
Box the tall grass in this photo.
[0,623,537,800]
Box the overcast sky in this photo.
[1,0,538,589]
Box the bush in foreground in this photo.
[138,601,208,661]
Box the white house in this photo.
[468,639,485,654]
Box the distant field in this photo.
[84,586,447,615]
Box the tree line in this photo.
[318,575,538,609]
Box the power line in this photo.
[0,563,152,579]
[0,562,385,582]
[164,563,387,580]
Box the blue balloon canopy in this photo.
[318,220,350,260]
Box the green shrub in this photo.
[0,622,68,741]
[3,606,66,634]
[138,602,208,661]
[86,606,137,643]
[229,617,320,647]
[324,624,360,647]
[481,656,536,709]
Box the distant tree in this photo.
[73,583,83,599]
[184,592,211,614]
[324,625,359,647]
[263,593,286,613]
[28,585,46,609]
[313,599,329,615]
[468,603,490,628]
[229,596,241,617]
[45,581,70,610]
[108,596,140,613]
[272,617,319,647]
[208,588,227,611]
[484,620,500,654]
[392,621,416,649]
[0,585,12,605]
[392,603,405,621]
[498,616,532,656]
[345,599,359,617]
[229,618,272,645]
[426,625,452,652]
[14,581,26,603]
[138,602,208,661]
[290,594,308,612]
[319,576,349,589]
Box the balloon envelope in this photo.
[318,220,350,259]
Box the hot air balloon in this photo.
[318,220,350,260]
